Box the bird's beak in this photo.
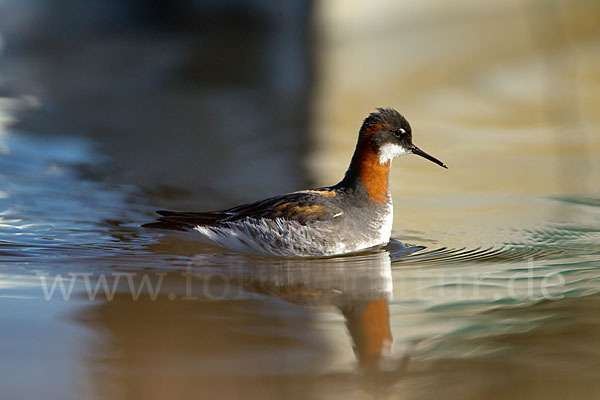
[410,145,447,169]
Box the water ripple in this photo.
[390,244,565,265]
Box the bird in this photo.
[143,108,447,257]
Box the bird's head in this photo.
[360,108,447,168]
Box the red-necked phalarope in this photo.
[143,108,447,257]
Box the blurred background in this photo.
[1,0,598,241]
[1,1,600,399]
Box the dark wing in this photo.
[141,210,231,231]
[142,189,342,231]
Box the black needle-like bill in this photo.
[411,145,447,169]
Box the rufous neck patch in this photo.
[354,125,390,202]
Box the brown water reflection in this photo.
[69,251,406,399]
[72,251,410,399]
[64,246,600,399]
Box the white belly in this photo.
[192,204,393,257]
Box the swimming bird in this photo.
[143,108,447,257]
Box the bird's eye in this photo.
[393,128,406,138]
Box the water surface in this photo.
[1,1,600,399]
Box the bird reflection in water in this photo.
[231,249,411,374]
[73,248,414,399]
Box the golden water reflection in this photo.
[311,0,600,248]
[74,251,411,399]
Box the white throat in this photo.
[378,143,408,164]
